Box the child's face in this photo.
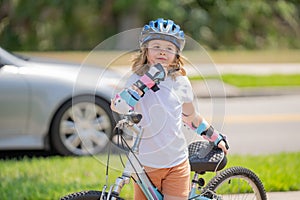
[147,40,177,66]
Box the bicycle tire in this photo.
[60,190,124,200]
[204,166,267,200]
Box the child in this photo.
[111,18,228,200]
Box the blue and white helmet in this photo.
[139,18,185,51]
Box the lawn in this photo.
[189,74,300,87]
[0,152,299,199]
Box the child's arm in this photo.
[111,64,166,114]
[182,102,229,154]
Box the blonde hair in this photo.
[131,44,186,80]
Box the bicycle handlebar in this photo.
[114,112,143,134]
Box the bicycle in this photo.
[61,113,267,200]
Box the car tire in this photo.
[50,96,115,156]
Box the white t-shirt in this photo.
[126,73,194,168]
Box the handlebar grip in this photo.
[129,113,143,124]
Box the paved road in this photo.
[194,94,300,155]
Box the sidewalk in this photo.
[186,63,300,98]
[185,63,300,76]
[267,191,300,200]
[191,79,300,98]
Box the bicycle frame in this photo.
[189,173,212,200]
[101,115,216,200]
[101,117,163,200]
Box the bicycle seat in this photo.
[188,141,227,174]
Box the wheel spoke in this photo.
[81,136,95,152]
[66,134,81,147]
[83,104,97,120]
[90,130,108,146]
[72,106,84,122]
[60,120,75,134]
[93,116,111,130]
[204,167,266,200]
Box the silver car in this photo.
[0,47,122,156]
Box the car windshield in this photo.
[0,47,30,66]
[12,52,30,61]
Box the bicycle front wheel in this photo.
[60,190,124,200]
[204,166,267,200]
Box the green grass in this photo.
[0,155,133,200]
[0,152,300,199]
[227,153,300,192]
[221,74,300,87]
[189,74,300,88]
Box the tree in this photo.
[0,0,299,51]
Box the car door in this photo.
[0,64,30,137]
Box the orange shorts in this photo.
[134,159,190,200]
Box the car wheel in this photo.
[50,96,114,156]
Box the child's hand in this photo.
[146,63,167,84]
[110,91,134,115]
[134,63,167,94]
[218,140,228,155]
[110,98,118,113]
